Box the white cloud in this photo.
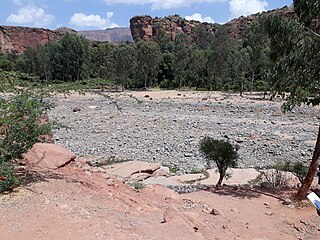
[104,0,227,10]
[69,12,119,29]
[6,4,55,27]
[229,0,268,18]
[185,13,214,23]
[12,0,23,5]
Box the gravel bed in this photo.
[48,92,320,174]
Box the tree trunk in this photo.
[216,173,224,187]
[250,69,255,93]
[144,73,148,90]
[296,124,320,200]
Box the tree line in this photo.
[0,19,274,93]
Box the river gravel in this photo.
[48,91,320,173]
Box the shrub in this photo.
[129,181,145,190]
[274,161,308,184]
[199,137,239,186]
[262,161,308,188]
[0,162,19,192]
[262,168,291,187]
[0,92,53,192]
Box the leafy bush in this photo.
[274,161,308,184]
[262,161,308,188]
[262,168,291,187]
[199,137,239,186]
[254,80,270,92]
[129,181,145,190]
[159,79,178,89]
[0,162,19,192]
[0,59,14,71]
[0,92,53,192]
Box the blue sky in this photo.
[1,0,293,30]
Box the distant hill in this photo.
[0,25,62,54]
[78,28,133,42]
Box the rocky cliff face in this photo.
[0,26,62,54]
[130,7,296,42]
[130,15,218,42]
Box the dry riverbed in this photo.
[49,90,320,173]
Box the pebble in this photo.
[48,93,317,174]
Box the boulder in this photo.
[200,168,260,185]
[102,161,161,178]
[24,143,76,170]
[143,176,184,186]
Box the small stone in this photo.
[263,202,270,206]
[210,208,222,216]
[105,179,114,186]
[100,173,111,179]
[300,220,308,225]
[294,226,302,232]
[230,208,239,213]
[265,211,273,216]
[72,108,81,112]
[283,199,293,205]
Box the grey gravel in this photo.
[48,92,320,174]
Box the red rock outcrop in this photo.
[130,15,218,42]
[24,143,76,170]
[0,26,62,54]
[130,6,296,42]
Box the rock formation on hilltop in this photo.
[0,26,62,54]
[130,6,296,42]
[225,6,296,39]
[130,14,218,42]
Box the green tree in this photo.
[174,33,191,88]
[207,27,233,90]
[187,45,207,89]
[112,44,136,91]
[0,54,14,71]
[267,1,320,200]
[0,92,53,192]
[243,18,270,92]
[86,42,114,79]
[193,24,215,50]
[59,34,88,81]
[199,137,239,186]
[157,52,176,88]
[294,0,320,27]
[136,41,161,89]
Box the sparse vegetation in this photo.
[95,156,127,167]
[275,161,308,184]
[129,181,145,190]
[0,92,53,192]
[199,137,239,186]
[169,166,179,174]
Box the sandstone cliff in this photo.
[0,26,62,54]
[130,14,218,42]
[130,6,296,42]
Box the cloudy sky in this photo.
[1,0,292,30]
